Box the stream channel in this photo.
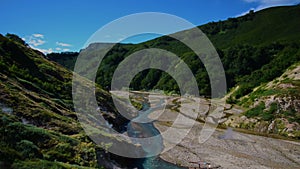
[126,96,186,169]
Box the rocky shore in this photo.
[152,96,300,169]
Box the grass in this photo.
[206,5,300,49]
[0,113,100,168]
[11,159,95,169]
[244,102,265,118]
[0,34,120,168]
[231,127,300,142]
[1,5,300,167]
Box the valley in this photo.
[0,3,300,169]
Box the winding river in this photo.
[127,97,185,169]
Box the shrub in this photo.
[16,140,42,159]
[261,111,274,121]
[245,102,265,118]
[0,145,22,163]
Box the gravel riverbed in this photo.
[152,96,300,169]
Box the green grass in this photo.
[0,34,122,168]
[0,113,99,168]
[206,5,300,48]
[1,5,300,166]
[43,5,300,98]
[11,159,95,169]
[245,102,265,118]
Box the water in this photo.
[142,157,185,169]
[127,98,186,169]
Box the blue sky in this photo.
[1,0,299,53]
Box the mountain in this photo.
[46,5,300,139]
[1,4,300,168]
[203,5,300,48]
[47,5,300,96]
[0,34,142,168]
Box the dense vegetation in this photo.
[46,52,79,71]
[47,5,300,99]
[241,62,300,124]
[0,34,133,168]
[1,4,300,168]
[203,5,300,48]
[45,5,300,139]
[226,42,300,102]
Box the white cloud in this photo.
[237,0,300,16]
[23,34,73,54]
[243,0,258,2]
[23,34,49,54]
[27,34,46,47]
[56,42,72,47]
[29,39,45,47]
[33,47,67,54]
[32,33,44,38]
[243,0,300,11]
[31,46,53,54]
[38,48,53,54]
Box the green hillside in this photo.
[0,34,137,168]
[203,5,300,48]
[225,62,300,138]
[47,5,300,98]
[44,5,300,139]
[2,3,300,169]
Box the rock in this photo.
[224,104,232,110]
[267,120,276,133]
[218,118,228,124]
[240,116,247,121]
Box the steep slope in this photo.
[225,62,300,138]
[0,34,138,168]
[203,5,300,48]
[46,5,300,97]
[44,5,300,140]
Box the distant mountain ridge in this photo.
[45,5,300,139]
[0,5,299,169]
[47,5,300,96]
[201,5,300,48]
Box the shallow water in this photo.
[142,157,185,169]
[127,99,186,169]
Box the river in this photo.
[127,97,185,169]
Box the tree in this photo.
[6,33,27,46]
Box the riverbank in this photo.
[111,90,187,169]
[153,96,300,169]
[112,91,300,168]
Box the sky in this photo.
[1,0,299,53]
